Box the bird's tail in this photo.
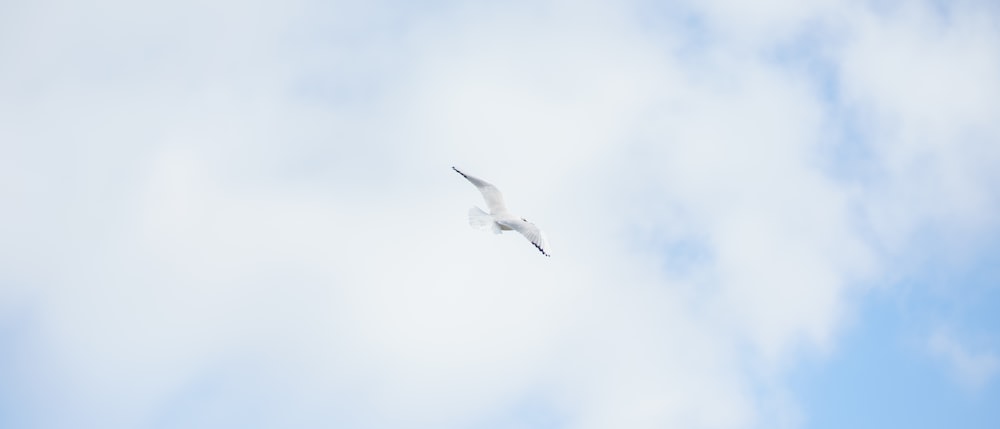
[468,206,501,234]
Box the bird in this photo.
[453,166,550,257]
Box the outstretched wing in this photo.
[497,219,550,257]
[453,167,507,214]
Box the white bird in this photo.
[453,166,550,257]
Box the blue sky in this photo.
[794,238,1000,429]
[1,0,998,428]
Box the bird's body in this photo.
[453,167,550,256]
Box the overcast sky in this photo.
[2,0,999,428]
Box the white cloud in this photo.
[837,1,1000,247]
[928,329,1000,390]
[1,0,999,428]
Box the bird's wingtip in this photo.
[533,242,550,257]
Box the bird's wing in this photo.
[496,219,550,257]
[453,167,507,214]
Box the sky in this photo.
[1,0,999,428]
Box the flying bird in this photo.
[453,167,550,257]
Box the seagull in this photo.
[453,167,550,257]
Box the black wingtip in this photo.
[533,242,550,257]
